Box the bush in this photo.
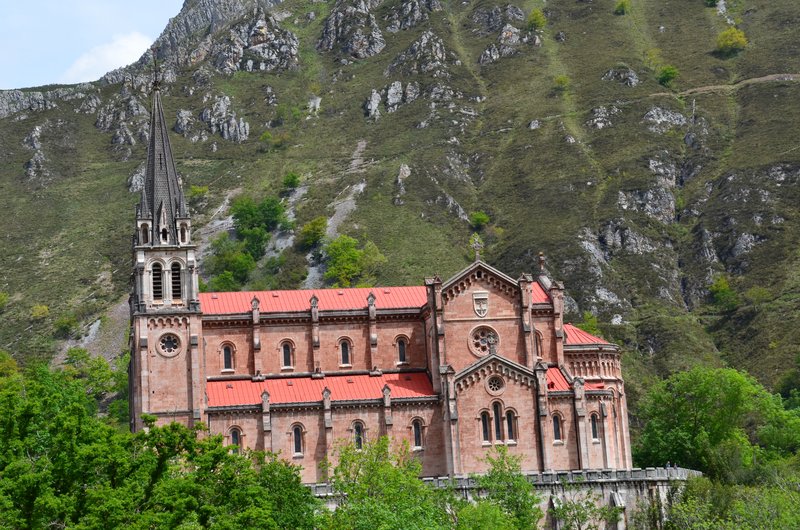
[54,313,80,339]
[705,0,718,6]
[208,271,243,292]
[0,291,8,312]
[298,217,328,249]
[553,75,570,94]
[283,172,301,190]
[614,0,630,15]
[657,64,679,86]
[709,275,739,312]
[716,27,747,55]
[206,233,256,284]
[744,286,771,306]
[30,304,49,320]
[323,235,386,287]
[188,185,209,205]
[469,211,490,230]
[526,9,547,31]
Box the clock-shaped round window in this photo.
[486,375,505,396]
[158,333,181,357]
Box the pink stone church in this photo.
[130,86,632,483]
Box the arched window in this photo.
[223,344,234,371]
[171,263,182,301]
[161,227,168,242]
[398,338,407,363]
[553,415,562,441]
[412,419,423,448]
[180,224,187,243]
[591,414,599,440]
[493,402,503,441]
[152,263,163,301]
[141,224,149,244]
[292,425,304,455]
[282,342,293,368]
[340,340,351,366]
[506,411,515,441]
[353,421,365,449]
[230,427,242,453]
[481,411,491,442]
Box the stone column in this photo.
[573,378,590,469]
[251,297,261,374]
[382,384,393,436]
[310,296,320,370]
[535,362,551,471]
[367,293,377,370]
[261,390,272,452]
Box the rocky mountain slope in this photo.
[1,0,799,402]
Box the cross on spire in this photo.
[471,235,484,261]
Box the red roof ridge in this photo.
[563,323,610,346]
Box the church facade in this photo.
[129,86,632,483]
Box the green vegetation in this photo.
[575,311,602,337]
[30,304,49,320]
[716,27,748,56]
[468,210,490,230]
[298,216,328,249]
[657,65,679,86]
[474,446,543,529]
[613,0,631,15]
[550,481,622,530]
[553,75,571,94]
[323,235,387,287]
[709,276,739,312]
[526,9,547,31]
[283,171,301,190]
[0,291,9,312]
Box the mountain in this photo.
[1,0,799,402]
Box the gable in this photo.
[441,262,521,318]
[453,355,535,393]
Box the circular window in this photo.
[469,326,499,356]
[158,333,180,357]
[486,375,505,396]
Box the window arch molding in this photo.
[279,339,295,369]
[394,335,410,365]
[228,425,243,453]
[290,423,305,456]
[551,412,564,443]
[338,337,353,367]
[590,412,601,441]
[479,409,492,444]
[220,342,236,372]
[505,407,518,443]
[352,420,366,449]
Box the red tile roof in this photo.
[199,286,428,315]
[530,283,550,304]
[546,367,570,391]
[563,323,610,345]
[206,372,435,407]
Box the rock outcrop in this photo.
[318,0,386,59]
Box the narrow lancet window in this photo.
[493,402,503,440]
[171,263,182,301]
[398,339,407,363]
[152,264,163,301]
[481,412,491,442]
[506,411,515,441]
[553,416,562,441]
[413,420,422,448]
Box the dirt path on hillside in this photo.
[650,73,800,98]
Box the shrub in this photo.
[0,291,8,312]
[614,0,630,15]
[744,286,771,306]
[553,74,571,94]
[188,185,209,204]
[323,235,386,287]
[208,271,242,292]
[709,275,739,311]
[716,27,747,55]
[31,304,49,320]
[469,211,491,230]
[54,313,80,339]
[298,217,328,249]
[705,0,717,6]
[657,64,679,86]
[526,9,547,31]
[282,172,301,190]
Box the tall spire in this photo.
[137,51,188,246]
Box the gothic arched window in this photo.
[151,263,163,301]
[412,419,423,449]
[340,339,351,366]
[493,402,503,440]
[481,411,491,443]
[397,337,407,363]
[230,427,242,453]
[180,224,187,244]
[506,411,516,441]
[141,224,149,245]
[591,414,599,440]
[171,263,182,301]
[223,344,234,371]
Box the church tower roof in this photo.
[137,80,188,245]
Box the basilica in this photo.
[129,84,632,483]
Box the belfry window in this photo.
[481,412,491,442]
[493,402,503,440]
[180,225,187,244]
[141,224,149,244]
[151,264,163,301]
[161,227,168,242]
[223,345,234,371]
[171,263,182,301]
[553,416,562,442]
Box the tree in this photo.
[283,172,301,190]
[323,235,386,287]
[322,437,450,530]
[469,211,491,231]
[475,445,543,529]
[554,75,571,94]
[709,275,739,312]
[575,311,602,337]
[206,233,256,285]
[298,217,328,249]
[716,27,747,56]
[550,480,622,530]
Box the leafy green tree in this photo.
[614,0,630,15]
[283,172,301,190]
[469,211,491,231]
[298,216,328,249]
[475,445,543,529]
[54,312,80,338]
[554,75,571,94]
[709,276,739,312]
[208,270,243,291]
[0,349,17,378]
[575,311,602,337]
[550,480,622,530]
[456,501,516,530]
[716,27,747,56]
[64,347,115,400]
[206,233,256,284]
[323,437,450,530]
[323,235,386,287]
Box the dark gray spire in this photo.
[137,86,188,245]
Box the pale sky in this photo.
[0,0,184,90]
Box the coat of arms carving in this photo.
[473,291,489,318]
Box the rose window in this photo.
[487,376,504,393]
[159,333,180,356]
[470,327,498,356]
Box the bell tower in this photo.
[129,65,204,432]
